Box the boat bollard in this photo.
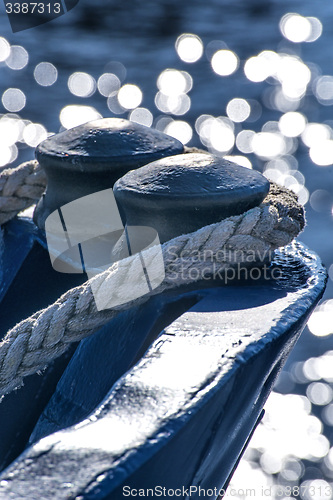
[0,118,184,472]
[0,149,326,499]
[28,152,272,443]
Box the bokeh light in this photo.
[226,98,251,123]
[0,147,13,167]
[263,163,309,205]
[301,480,331,500]
[280,13,322,44]
[245,50,311,103]
[175,34,203,63]
[323,405,333,426]
[22,123,48,147]
[329,264,333,283]
[246,51,311,101]
[263,156,309,204]
[5,45,28,70]
[0,37,10,62]
[279,112,307,137]
[271,87,301,113]
[59,105,102,129]
[0,116,22,146]
[307,300,333,337]
[309,139,333,166]
[248,391,329,462]
[314,75,333,105]
[252,132,286,159]
[128,107,153,127]
[230,459,273,498]
[196,115,235,153]
[236,130,255,153]
[303,358,322,382]
[276,55,311,99]
[244,51,279,82]
[164,120,192,144]
[211,49,239,76]
[312,352,333,382]
[260,451,283,475]
[292,352,333,385]
[107,94,126,114]
[104,61,126,82]
[157,69,192,96]
[154,115,174,133]
[118,84,143,109]
[97,73,120,97]
[1,12,333,497]
[310,190,333,213]
[155,92,191,115]
[2,89,26,112]
[306,382,333,406]
[306,17,323,42]
[281,457,304,481]
[0,116,19,166]
[34,62,58,86]
[155,69,192,116]
[290,185,309,206]
[302,123,331,147]
[68,72,96,98]
[280,13,312,43]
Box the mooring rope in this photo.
[0,160,47,225]
[0,160,305,397]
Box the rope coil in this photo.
[0,160,305,397]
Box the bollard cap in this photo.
[36,118,184,172]
[34,118,184,229]
[114,153,270,243]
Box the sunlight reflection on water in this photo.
[0,10,332,174]
[5,45,28,70]
[175,33,203,63]
[0,9,331,263]
[34,62,58,86]
[68,71,96,98]
[0,6,332,496]
[211,48,239,76]
[1,88,26,112]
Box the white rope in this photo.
[0,160,46,225]
[0,181,305,396]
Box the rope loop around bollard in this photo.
[0,159,305,397]
[0,160,46,225]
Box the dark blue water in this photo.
[1,0,333,495]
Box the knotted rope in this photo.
[0,160,46,225]
[0,159,305,397]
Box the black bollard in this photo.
[114,152,270,242]
[0,119,184,472]
[0,240,327,500]
[0,140,327,499]
[34,117,184,229]
[26,152,290,446]
[28,152,271,442]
